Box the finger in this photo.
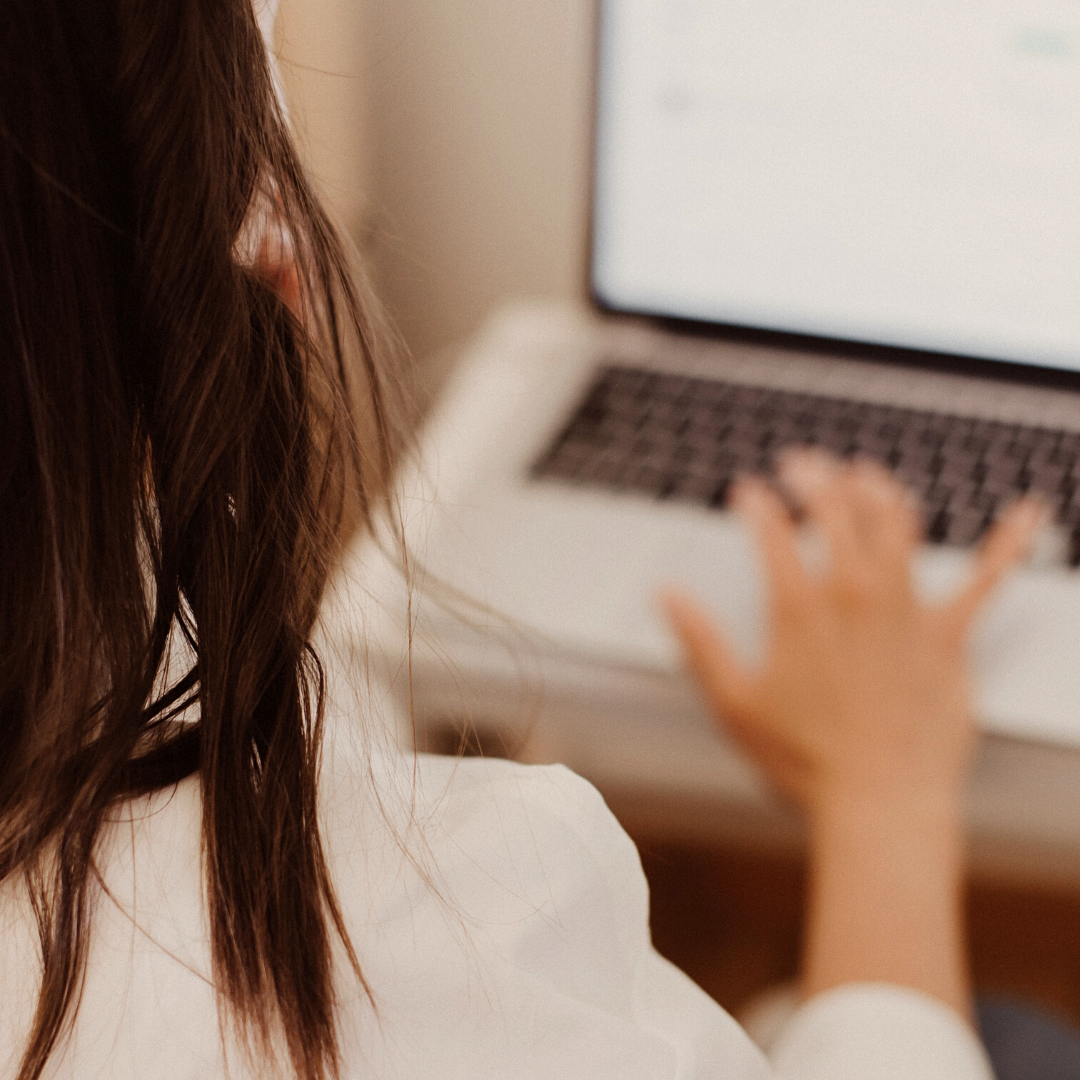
[778,450,864,584]
[731,476,813,613]
[943,498,1046,635]
[659,589,756,718]
[848,457,921,569]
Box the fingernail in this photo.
[656,584,686,609]
[779,451,833,496]
[731,475,768,511]
[1013,497,1049,529]
[656,587,698,629]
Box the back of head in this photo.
[0,2,394,1077]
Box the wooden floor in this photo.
[635,838,1080,1027]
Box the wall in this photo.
[277,0,596,363]
[275,0,372,240]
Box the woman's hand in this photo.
[662,449,1044,1015]
[662,449,1043,817]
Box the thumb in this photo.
[659,589,756,722]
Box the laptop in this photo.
[363,0,1080,749]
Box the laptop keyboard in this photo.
[531,364,1080,565]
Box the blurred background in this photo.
[273,0,1080,1028]
[276,0,592,364]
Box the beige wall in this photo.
[275,0,371,238]
[276,0,595,362]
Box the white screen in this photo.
[592,0,1080,372]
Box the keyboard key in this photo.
[531,364,1079,558]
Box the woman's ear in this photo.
[253,226,302,316]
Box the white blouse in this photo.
[0,721,993,1080]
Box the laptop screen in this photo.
[591,1,1080,374]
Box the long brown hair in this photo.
[0,1,398,1077]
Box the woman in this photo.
[0,1,1048,1078]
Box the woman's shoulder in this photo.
[324,746,649,939]
[324,748,764,1080]
[413,752,635,866]
[415,753,649,934]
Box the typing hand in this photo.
[662,449,1044,816]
